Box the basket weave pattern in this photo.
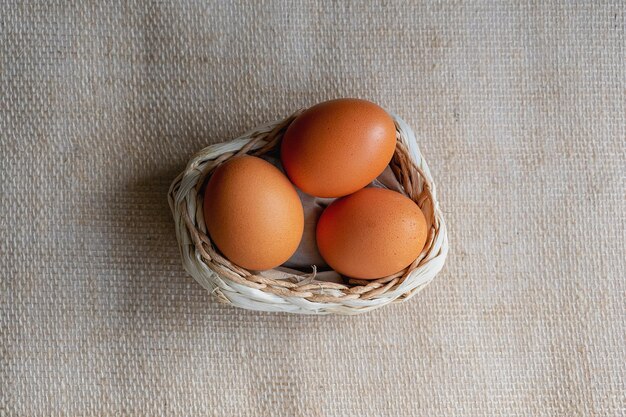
[168,110,448,314]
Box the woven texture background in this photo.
[1,1,625,416]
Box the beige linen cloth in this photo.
[1,2,624,416]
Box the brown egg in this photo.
[281,98,397,198]
[316,188,428,279]
[203,156,304,271]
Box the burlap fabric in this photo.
[1,2,624,416]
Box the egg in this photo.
[281,98,397,198]
[316,188,428,279]
[203,156,304,271]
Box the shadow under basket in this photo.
[168,110,448,315]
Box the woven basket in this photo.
[168,109,448,315]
